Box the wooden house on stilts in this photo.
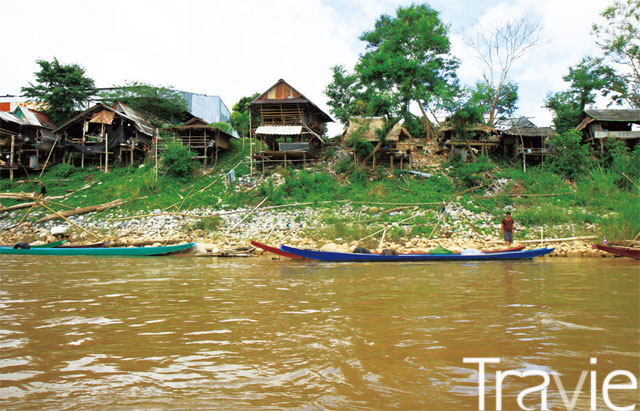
[164,117,234,167]
[249,79,333,174]
[54,102,157,171]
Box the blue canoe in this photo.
[280,245,554,262]
[0,242,197,257]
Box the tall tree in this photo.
[468,81,519,126]
[99,81,188,126]
[592,0,640,107]
[229,93,260,137]
[465,15,541,126]
[326,4,459,140]
[544,57,623,132]
[21,57,96,125]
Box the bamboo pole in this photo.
[622,172,640,191]
[6,201,39,240]
[9,135,15,181]
[379,229,386,249]
[35,199,101,240]
[39,136,59,178]
[227,197,268,232]
[357,214,419,243]
[517,236,596,244]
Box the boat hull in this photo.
[251,241,305,259]
[280,245,553,262]
[0,242,196,256]
[592,244,640,260]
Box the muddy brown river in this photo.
[0,255,638,410]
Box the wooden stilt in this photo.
[9,135,15,181]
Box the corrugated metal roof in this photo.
[113,102,155,137]
[0,111,27,126]
[584,109,640,122]
[255,125,303,135]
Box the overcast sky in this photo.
[1,0,608,135]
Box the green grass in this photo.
[1,139,638,241]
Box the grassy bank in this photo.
[0,138,638,244]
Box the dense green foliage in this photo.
[544,57,623,132]
[211,122,233,133]
[160,141,198,181]
[229,93,260,137]
[592,0,640,107]
[445,154,495,188]
[548,130,592,180]
[21,57,96,125]
[325,4,459,136]
[99,81,188,126]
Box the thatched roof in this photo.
[439,122,497,134]
[343,117,412,142]
[502,126,556,137]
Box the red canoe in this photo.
[592,244,640,260]
[251,241,306,260]
[251,240,525,259]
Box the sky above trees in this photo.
[0,0,611,135]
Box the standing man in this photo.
[501,211,516,247]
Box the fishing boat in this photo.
[251,240,525,260]
[279,244,553,262]
[0,242,196,257]
[591,244,640,260]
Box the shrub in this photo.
[48,163,78,178]
[549,129,591,180]
[334,158,354,174]
[445,154,495,188]
[161,141,198,181]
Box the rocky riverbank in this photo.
[0,201,613,258]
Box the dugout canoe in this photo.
[591,244,640,260]
[0,242,196,256]
[279,245,553,262]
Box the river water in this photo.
[0,255,637,410]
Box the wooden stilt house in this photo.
[54,102,157,171]
[164,117,234,167]
[249,79,333,174]
[500,117,556,170]
[342,117,414,169]
[0,107,57,180]
[576,109,640,153]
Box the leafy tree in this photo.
[544,57,623,132]
[465,15,541,126]
[21,57,96,125]
[229,93,260,137]
[592,0,640,106]
[468,81,518,126]
[99,81,188,126]
[161,141,198,181]
[211,121,233,133]
[325,4,459,139]
[549,129,592,180]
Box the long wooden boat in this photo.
[591,244,640,260]
[251,240,306,259]
[280,244,553,262]
[251,240,524,260]
[0,242,196,256]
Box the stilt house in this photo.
[500,117,556,169]
[342,117,414,169]
[576,109,640,153]
[249,79,333,174]
[54,102,157,170]
[0,107,57,179]
[164,117,234,167]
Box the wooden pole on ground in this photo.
[35,199,101,240]
[357,214,419,243]
[379,229,386,249]
[227,196,268,232]
[6,201,39,240]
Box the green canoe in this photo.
[0,240,68,248]
[0,242,197,256]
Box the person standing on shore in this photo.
[501,211,516,247]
